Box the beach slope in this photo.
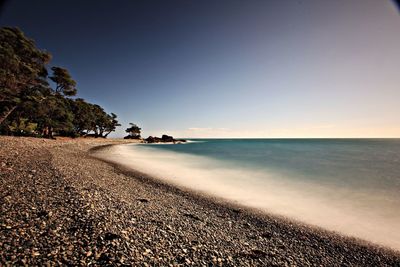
[0,136,399,266]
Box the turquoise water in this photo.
[143,139,400,193]
[100,139,400,250]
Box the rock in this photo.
[145,135,186,144]
[161,135,174,142]
[143,249,151,255]
[232,208,241,214]
[37,210,49,218]
[123,135,141,139]
[98,253,110,262]
[104,232,121,241]
[261,231,273,239]
[240,249,268,259]
[183,213,202,221]
[145,136,159,143]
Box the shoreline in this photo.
[1,136,399,266]
[93,142,400,251]
[91,144,400,252]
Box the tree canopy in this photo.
[0,27,51,124]
[125,123,141,139]
[50,67,77,96]
[0,27,122,138]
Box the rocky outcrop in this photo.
[123,135,141,140]
[161,134,174,142]
[145,135,186,144]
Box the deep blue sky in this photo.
[1,0,400,137]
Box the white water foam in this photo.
[95,144,400,251]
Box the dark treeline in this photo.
[0,27,121,138]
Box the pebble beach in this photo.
[1,136,399,266]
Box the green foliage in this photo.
[89,105,121,137]
[8,118,37,136]
[104,112,121,137]
[37,95,74,136]
[0,27,51,124]
[126,123,141,137]
[0,27,51,90]
[50,67,77,96]
[0,27,121,138]
[69,98,96,135]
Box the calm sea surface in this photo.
[145,139,400,191]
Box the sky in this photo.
[1,0,400,138]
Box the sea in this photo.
[100,138,400,250]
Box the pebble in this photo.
[0,136,399,266]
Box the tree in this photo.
[0,27,121,139]
[69,98,96,136]
[49,67,77,96]
[33,95,74,138]
[84,104,120,138]
[103,113,121,137]
[125,123,141,139]
[8,118,37,136]
[0,27,51,124]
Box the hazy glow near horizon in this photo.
[1,0,400,138]
[164,126,400,139]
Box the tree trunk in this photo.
[0,106,17,125]
[49,127,54,139]
[98,128,104,138]
[42,126,50,138]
